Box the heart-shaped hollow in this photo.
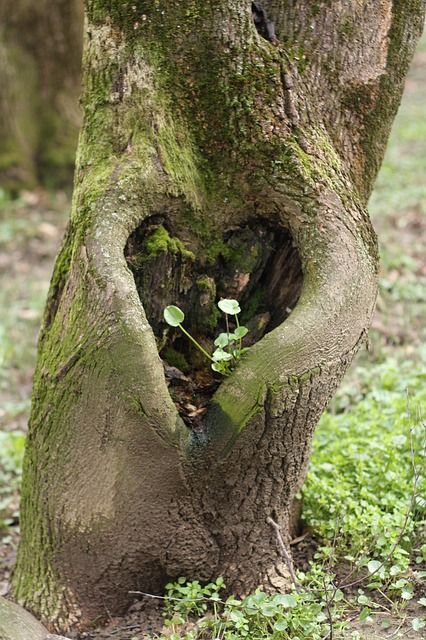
[125,214,303,361]
[125,215,303,427]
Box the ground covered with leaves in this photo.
[1,34,426,640]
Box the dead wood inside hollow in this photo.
[125,215,303,427]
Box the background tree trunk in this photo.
[0,0,83,192]
[12,0,424,632]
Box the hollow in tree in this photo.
[12,0,424,632]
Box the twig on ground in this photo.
[388,613,407,638]
[266,516,302,591]
[290,531,310,546]
[108,624,141,636]
[322,573,334,640]
[129,590,215,604]
[318,517,341,640]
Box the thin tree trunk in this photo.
[12,0,424,632]
[0,0,83,191]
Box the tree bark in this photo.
[12,0,424,632]
[0,0,83,191]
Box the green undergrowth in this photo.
[0,193,68,532]
[0,431,25,530]
[159,353,426,638]
[303,353,426,623]
[159,577,338,640]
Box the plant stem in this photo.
[225,314,231,356]
[178,324,213,361]
[234,313,242,353]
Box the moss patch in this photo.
[143,225,195,262]
[162,347,190,373]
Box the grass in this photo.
[369,37,426,220]
[0,191,68,431]
[0,432,25,530]
[0,191,68,530]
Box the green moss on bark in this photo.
[162,347,190,373]
[145,225,194,260]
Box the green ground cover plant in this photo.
[156,354,426,639]
[159,577,334,640]
[303,356,426,627]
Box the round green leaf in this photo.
[333,589,344,602]
[273,593,297,608]
[367,560,382,574]
[212,348,233,362]
[260,603,277,617]
[278,594,297,608]
[357,595,370,605]
[390,565,402,576]
[164,305,185,327]
[214,332,235,348]
[274,619,288,631]
[234,326,248,339]
[229,610,245,622]
[218,298,241,315]
[412,618,425,631]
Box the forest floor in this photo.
[0,33,425,640]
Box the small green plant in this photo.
[303,355,426,631]
[163,299,249,375]
[160,577,334,640]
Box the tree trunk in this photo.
[0,0,83,191]
[12,0,424,632]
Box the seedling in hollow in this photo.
[163,299,249,375]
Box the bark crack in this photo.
[279,58,310,153]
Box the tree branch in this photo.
[267,0,425,199]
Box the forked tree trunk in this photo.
[12,0,424,632]
[0,0,83,191]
